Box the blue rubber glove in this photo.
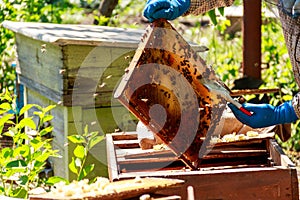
[143,0,191,22]
[228,101,298,128]
[280,0,300,17]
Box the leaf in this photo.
[68,158,78,175]
[1,147,13,159]
[30,138,43,151]
[34,104,43,111]
[4,127,15,137]
[68,135,85,144]
[283,94,293,101]
[19,104,34,116]
[6,160,27,168]
[1,91,12,103]
[78,171,85,181]
[88,135,104,150]
[0,186,4,193]
[78,164,94,181]
[218,7,225,16]
[208,9,217,25]
[74,145,85,159]
[34,151,51,163]
[0,113,14,126]
[43,114,53,123]
[46,176,69,185]
[17,117,36,130]
[39,126,53,136]
[33,160,45,169]
[33,111,43,119]
[83,125,89,136]
[11,187,27,198]
[83,164,94,176]
[43,104,56,113]
[19,175,29,186]
[13,145,30,158]
[87,131,98,139]
[0,102,12,111]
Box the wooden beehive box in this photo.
[106,131,299,200]
[1,21,146,180]
[2,21,203,180]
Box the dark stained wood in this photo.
[230,88,280,96]
[156,168,297,200]
[114,19,227,169]
[113,140,140,149]
[111,132,138,140]
[243,0,262,79]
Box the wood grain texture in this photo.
[107,132,299,200]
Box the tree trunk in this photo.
[94,0,119,25]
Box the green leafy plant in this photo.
[0,0,82,95]
[68,125,104,181]
[0,90,60,198]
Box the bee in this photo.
[99,82,106,88]
[106,75,112,79]
[59,69,66,74]
[41,44,47,53]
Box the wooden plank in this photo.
[106,134,120,181]
[62,91,119,107]
[123,149,174,159]
[16,34,64,93]
[63,45,135,70]
[111,132,138,140]
[82,106,137,134]
[267,139,295,167]
[3,20,203,50]
[203,150,267,160]
[231,88,280,96]
[243,0,262,79]
[21,76,62,104]
[165,168,296,200]
[118,157,178,165]
[113,140,140,149]
[2,20,144,47]
[51,140,69,179]
[291,168,300,200]
[116,167,297,200]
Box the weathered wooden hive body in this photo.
[2,21,145,179]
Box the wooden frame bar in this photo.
[106,132,299,200]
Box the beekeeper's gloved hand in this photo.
[143,0,190,22]
[228,101,298,128]
[281,0,300,17]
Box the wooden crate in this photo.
[106,132,299,200]
[2,21,145,180]
[2,21,203,180]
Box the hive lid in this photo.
[114,19,226,169]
